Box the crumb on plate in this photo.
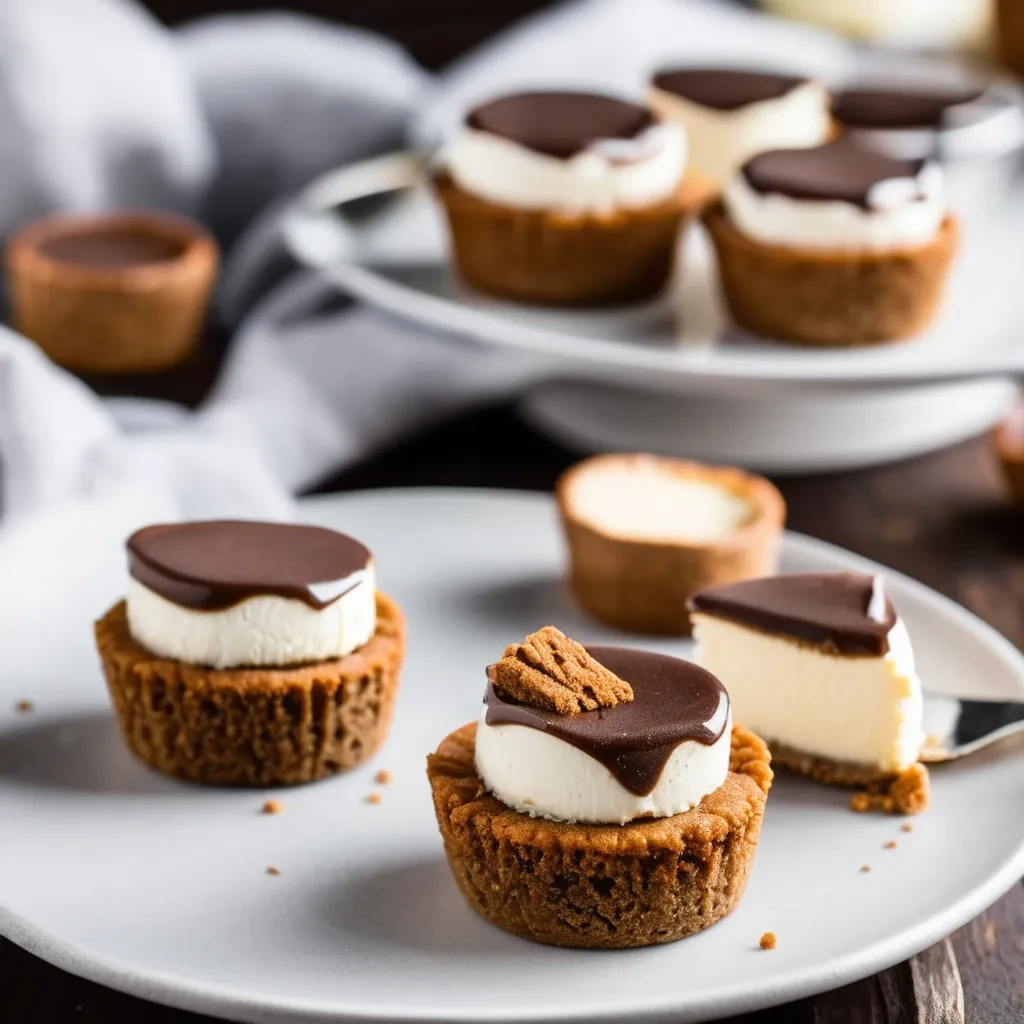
[365,792,382,805]
[759,932,777,951]
[374,769,392,785]
[266,866,280,876]
[261,799,283,815]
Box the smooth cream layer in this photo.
[648,80,830,187]
[723,163,946,250]
[565,459,754,544]
[691,612,924,772]
[127,565,376,669]
[443,123,687,214]
[475,706,732,824]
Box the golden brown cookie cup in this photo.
[427,722,771,949]
[95,593,404,786]
[557,455,786,636]
[6,212,217,374]
[434,173,711,306]
[703,202,959,347]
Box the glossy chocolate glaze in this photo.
[484,646,730,796]
[128,521,371,612]
[38,230,184,268]
[832,86,986,130]
[466,91,655,160]
[652,68,808,111]
[689,572,896,656]
[742,138,928,209]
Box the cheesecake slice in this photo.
[689,572,929,813]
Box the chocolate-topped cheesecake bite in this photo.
[427,626,771,948]
[705,137,959,346]
[466,91,656,160]
[95,519,405,786]
[832,85,987,131]
[691,573,929,815]
[648,67,830,187]
[435,88,700,306]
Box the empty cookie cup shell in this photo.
[556,454,786,636]
[426,722,772,949]
[6,211,218,374]
[433,172,712,306]
[703,202,959,347]
[94,592,404,786]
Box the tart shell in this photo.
[426,722,772,949]
[95,593,405,786]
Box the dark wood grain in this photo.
[2,406,1023,1023]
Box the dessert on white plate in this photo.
[648,67,830,189]
[690,571,930,814]
[556,454,785,635]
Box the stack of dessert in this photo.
[433,68,1017,347]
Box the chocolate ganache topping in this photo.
[652,68,809,111]
[466,91,656,160]
[689,572,897,656]
[832,86,986,131]
[741,138,928,210]
[128,521,371,612]
[38,230,184,268]
[485,646,730,796]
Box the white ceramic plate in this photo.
[2,489,1024,1024]
[281,154,1024,397]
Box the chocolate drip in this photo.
[652,68,808,111]
[128,521,371,612]
[38,230,184,267]
[832,86,986,131]
[741,139,927,210]
[466,91,655,160]
[485,646,729,796]
[689,572,897,656]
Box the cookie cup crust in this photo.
[557,454,785,636]
[433,172,712,307]
[703,202,959,347]
[427,722,772,949]
[95,593,404,786]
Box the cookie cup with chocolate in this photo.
[557,454,785,636]
[427,631,771,948]
[95,521,405,786]
[435,91,708,306]
[707,139,959,347]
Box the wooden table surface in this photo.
[2,395,1022,1023]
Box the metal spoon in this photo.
[921,693,1024,762]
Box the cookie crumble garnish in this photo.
[884,840,897,850]
[374,769,392,785]
[15,700,33,713]
[266,866,280,876]
[849,763,929,816]
[261,799,283,815]
[365,792,382,805]
[490,626,633,714]
[759,932,777,950]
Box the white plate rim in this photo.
[2,487,1023,1024]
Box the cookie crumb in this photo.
[266,866,280,876]
[15,700,33,713]
[900,823,913,833]
[261,799,283,815]
[884,840,897,850]
[859,865,871,873]
[365,792,382,805]
[759,932,777,950]
[849,763,930,816]
[490,626,633,714]
[374,769,392,785]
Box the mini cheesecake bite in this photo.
[95,520,405,786]
[435,90,704,306]
[557,454,785,635]
[427,627,772,948]
[690,572,930,814]
[705,138,959,346]
[648,68,830,188]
